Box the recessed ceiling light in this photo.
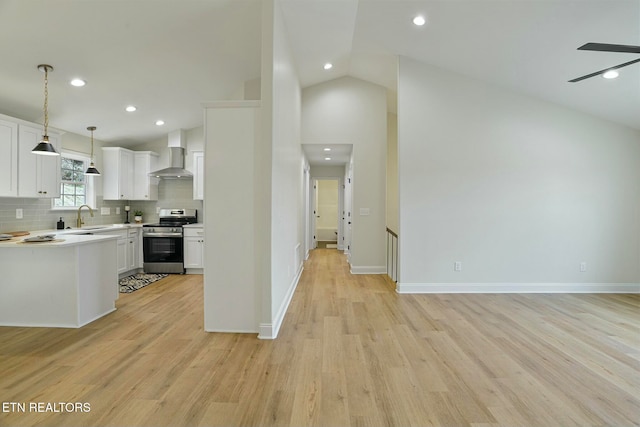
[323,148,331,151]
[323,63,333,70]
[602,69,619,79]
[155,120,165,126]
[413,15,426,26]
[70,78,86,87]
[125,105,137,112]
[324,157,331,161]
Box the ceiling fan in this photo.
[569,42,640,82]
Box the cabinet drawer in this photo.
[184,227,204,237]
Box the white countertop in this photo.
[0,223,143,248]
[0,233,118,248]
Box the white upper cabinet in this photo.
[0,119,18,197]
[102,147,134,200]
[103,148,160,201]
[17,124,61,198]
[193,151,204,200]
[0,114,61,199]
[133,151,160,201]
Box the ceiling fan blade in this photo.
[578,43,640,54]
[569,58,640,82]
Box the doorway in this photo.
[314,179,340,249]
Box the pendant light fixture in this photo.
[84,126,101,175]
[31,64,60,156]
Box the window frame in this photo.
[51,150,97,211]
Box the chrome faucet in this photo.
[76,204,94,228]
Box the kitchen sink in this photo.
[60,225,113,235]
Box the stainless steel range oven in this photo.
[142,208,197,274]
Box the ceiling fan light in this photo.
[602,69,619,79]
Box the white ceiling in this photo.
[302,143,353,166]
[0,0,638,149]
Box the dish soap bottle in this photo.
[56,217,65,230]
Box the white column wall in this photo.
[262,0,304,338]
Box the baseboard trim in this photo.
[258,263,304,340]
[396,282,640,294]
[350,265,386,275]
[204,327,259,334]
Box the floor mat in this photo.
[119,273,168,293]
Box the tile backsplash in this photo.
[0,179,202,232]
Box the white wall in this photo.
[203,101,261,333]
[398,56,640,292]
[302,77,387,273]
[261,0,304,338]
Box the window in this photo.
[52,152,96,209]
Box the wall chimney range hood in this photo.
[150,129,193,179]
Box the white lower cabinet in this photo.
[116,236,128,274]
[91,227,141,275]
[184,226,204,272]
[127,228,140,271]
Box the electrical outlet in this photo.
[454,261,462,272]
[580,262,587,272]
[115,207,121,215]
[16,208,23,219]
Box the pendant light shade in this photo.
[84,126,101,176]
[32,64,60,156]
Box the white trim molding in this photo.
[396,282,640,294]
[350,265,387,275]
[258,264,304,340]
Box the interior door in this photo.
[344,172,352,259]
[311,180,317,249]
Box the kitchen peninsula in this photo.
[0,233,118,328]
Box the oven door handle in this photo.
[143,232,183,237]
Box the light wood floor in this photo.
[1,249,639,427]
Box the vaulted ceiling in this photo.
[0,0,637,146]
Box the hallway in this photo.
[0,249,638,426]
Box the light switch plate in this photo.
[101,207,110,215]
[359,208,370,216]
[16,208,23,219]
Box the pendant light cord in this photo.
[90,128,94,159]
[41,65,51,138]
